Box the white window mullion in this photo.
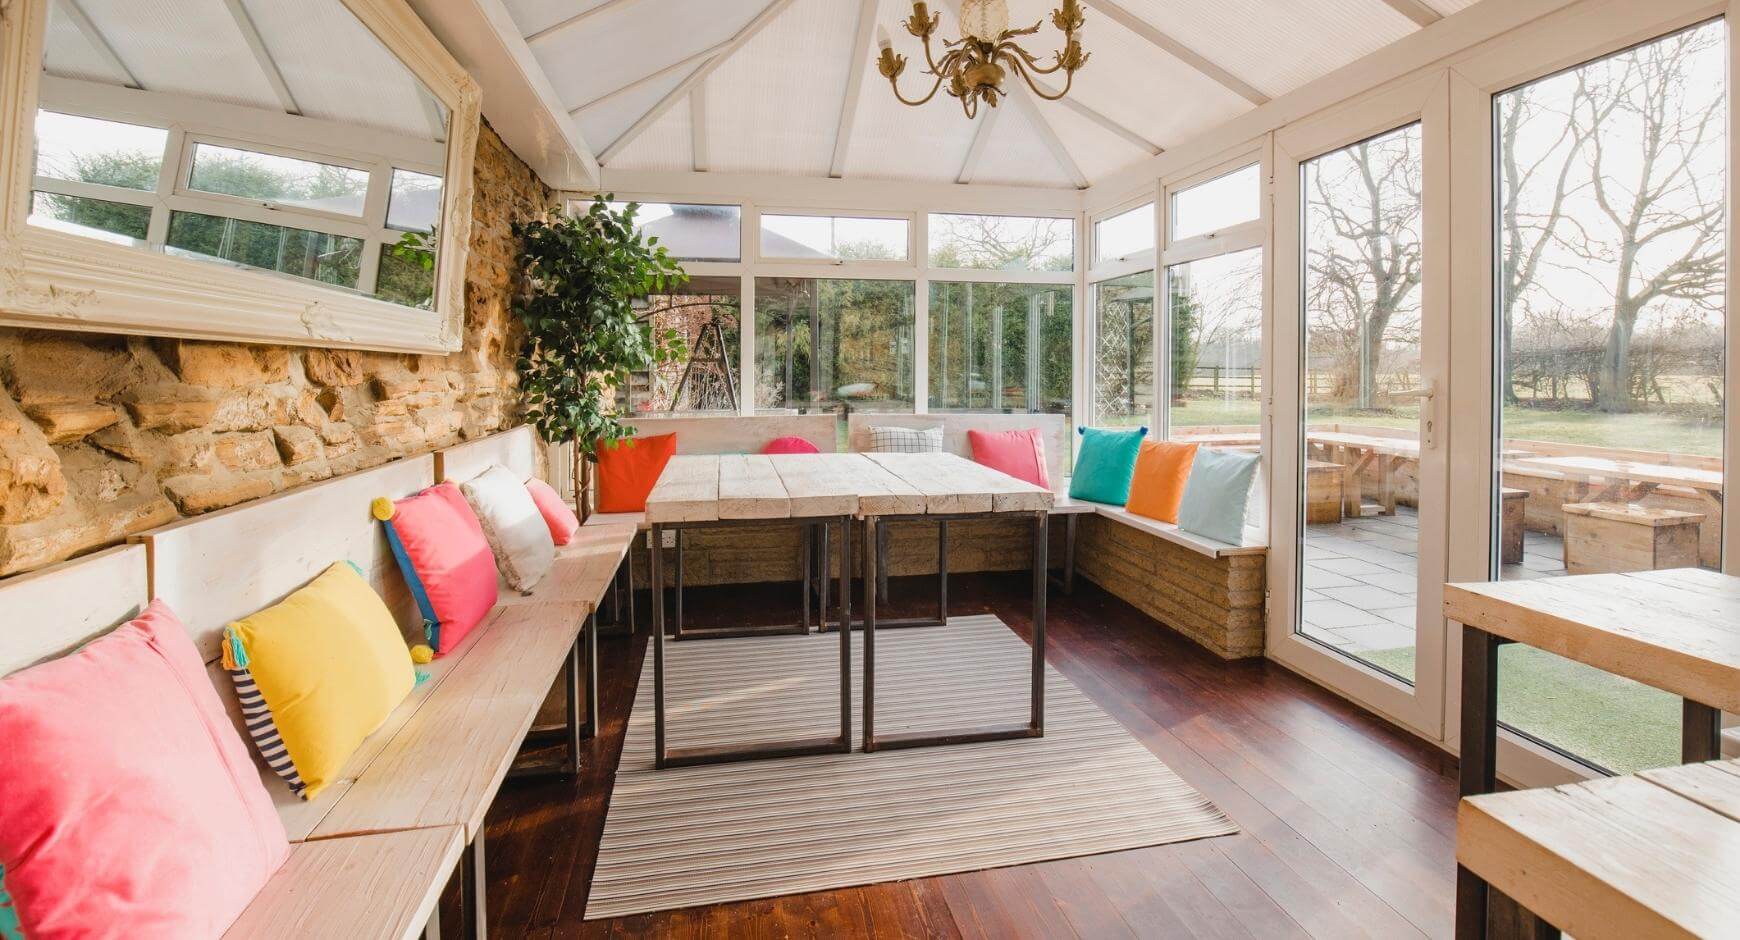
[915,215,930,414]
[739,200,757,417]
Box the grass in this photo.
[1170,398,1722,457]
[1357,644,1679,775]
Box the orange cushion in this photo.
[595,433,677,513]
[1124,440,1198,524]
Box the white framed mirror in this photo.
[0,0,479,353]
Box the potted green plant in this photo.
[514,195,686,518]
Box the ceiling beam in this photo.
[956,105,1001,184]
[460,0,601,187]
[55,0,141,89]
[829,0,881,178]
[690,80,709,172]
[525,0,643,46]
[1375,0,1442,28]
[598,0,798,166]
[1028,77,1161,155]
[1084,0,1269,106]
[568,39,731,115]
[220,0,299,114]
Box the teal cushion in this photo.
[1068,426,1147,505]
[1177,448,1260,544]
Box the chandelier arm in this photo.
[887,71,949,107]
[1012,59,1076,101]
[1007,45,1070,76]
[915,30,951,78]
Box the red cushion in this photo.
[595,433,677,513]
[525,477,580,546]
[967,428,1050,488]
[386,482,499,654]
[0,600,290,939]
[762,436,820,455]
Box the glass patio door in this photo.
[1268,75,1451,738]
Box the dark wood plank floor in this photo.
[476,573,1460,939]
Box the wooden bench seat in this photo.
[223,825,464,940]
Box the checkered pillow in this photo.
[866,425,943,453]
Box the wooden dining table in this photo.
[1443,567,1740,938]
[641,452,1054,768]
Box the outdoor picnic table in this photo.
[1504,454,1724,512]
[642,452,1055,766]
[1443,567,1740,938]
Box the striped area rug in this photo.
[586,615,1236,919]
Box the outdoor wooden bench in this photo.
[1305,458,1346,524]
[1560,501,1705,574]
[1499,486,1527,565]
[120,425,628,939]
[0,544,467,940]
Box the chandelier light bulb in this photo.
[958,0,1009,41]
[876,23,892,51]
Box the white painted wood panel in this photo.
[0,544,149,676]
[627,413,838,454]
[439,425,540,485]
[847,413,1069,486]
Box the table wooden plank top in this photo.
[1443,568,1740,714]
[866,452,1053,514]
[644,455,720,523]
[1458,770,1740,940]
[1507,454,1724,492]
[716,454,790,519]
[766,453,861,518]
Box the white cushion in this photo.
[461,464,555,593]
[865,424,942,453]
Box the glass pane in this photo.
[1092,271,1154,427]
[754,277,915,412]
[929,282,1073,415]
[33,111,167,190]
[760,214,909,261]
[1493,20,1725,774]
[608,201,742,262]
[1170,163,1260,241]
[377,240,435,309]
[928,214,1073,270]
[386,168,442,232]
[1298,123,1424,684]
[165,211,362,289]
[31,191,150,243]
[187,143,370,216]
[1093,203,1154,265]
[632,276,742,414]
[1167,247,1263,437]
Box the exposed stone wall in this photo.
[0,123,549,576]
[1073,514,1267,659]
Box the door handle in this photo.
[1393,381,1437,449]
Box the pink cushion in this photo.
[762,436,820,455]
[0,600,289,939]
[385,482,499,655]
[967,428,1051,489]
[525,477,580,546]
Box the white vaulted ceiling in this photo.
[494,0,1478,189]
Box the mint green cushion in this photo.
[1177,448,1260,544]
[1067,426,1147,505]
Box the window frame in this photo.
[753,207,916,266]
[925,210,1077,278]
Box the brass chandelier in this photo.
[876,0,1090,119]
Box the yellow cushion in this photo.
[1124,440,1198,524]
[224,562,414,800]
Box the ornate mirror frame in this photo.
[0,0,480,353]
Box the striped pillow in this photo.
[866,425,943,453]
[228,664,308,797]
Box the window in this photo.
[928,214,1073,271]
[1093,271,1155,427]
[1170,163,1260,241]
[376,240,435,309]
[761,214,909,261]
[33,111,166,190]
[929,282,1072,414]
[754,277,914,412]
[1167,247,1263,434]
[1093,202,1154,265]
[608,201,742,262]
[186,142,370,216]
[1492,20,1725,774]
[30,192,150,243]
[632,276,742,414]
[386,168,442,232]
[165,211,362,289]
[1296,122,1424,683]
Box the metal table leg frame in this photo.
[825,517,948,632]
[458,831,486,940]
[653,517,854,769]
[862,511,1047,753]
[1684,699,1722,762]
[507,630,585,780]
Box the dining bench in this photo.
[0,426,633,939]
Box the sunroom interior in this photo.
[0,0,1736,938]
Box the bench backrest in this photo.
[846,413,1070,485]
[439,425,541,485]
[626,413,838,454]
[0,544,150,678]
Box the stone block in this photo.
[272,425,324,466]
[214,431,280,472]
[0,430,66,523]
[302,349,368,387]
[158,340,291,388]
[25,402,120,444]
[164,474,275,514]
[125,389,219,433]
